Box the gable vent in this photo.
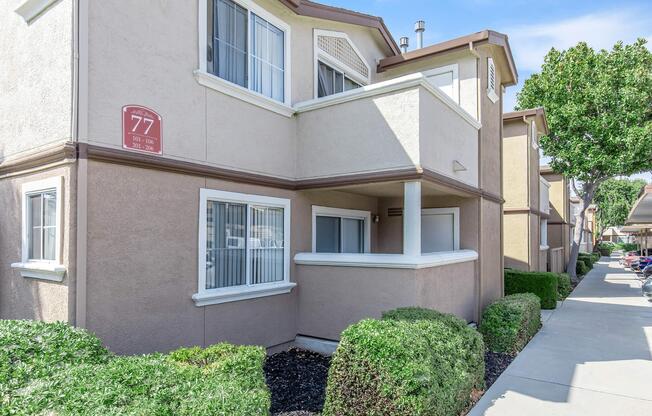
[317,35,369,78]
[387,207,403,217]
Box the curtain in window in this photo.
[250,14,284,101]
[214,0,247,87]
[318,62,334,98]
[250,206,284,284]
[206,201,246,289]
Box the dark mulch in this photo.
[265,348,331,416]
[484,350,515,388]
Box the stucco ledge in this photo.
[294,250,478,269]
[192,282,297,307]
[11,262,66,282]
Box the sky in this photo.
[319,0,652,181]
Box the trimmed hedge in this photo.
[579,252,596,268]
[479,294,542,354]
[323,308,485,416]
[2,321,270,415]
[504,269,558,309]
[557,273,573,300]
[576,259,590,276]
[596,242,615,256]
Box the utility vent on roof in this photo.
[388,207,403,217]
[317,35,369,79]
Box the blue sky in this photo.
[320,0,652,181]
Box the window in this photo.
[195,189,295,306]
[11,177,65,282]
[317,61,361,98]
[421,208,460,253]
[312,206,371,253]
[487,57,499,103]
[205,0,288,103]
[540,219,548,247]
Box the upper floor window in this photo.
[317,61,361,98]
[206,0,289,103]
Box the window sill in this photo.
[294,250,478,269]
[11,262,66,282]
[192,282,297,307]
[193,70,295,118]
[540,245,550,251]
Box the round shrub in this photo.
[556,273,572,300]
[504,270,558,309]
[323,314,484,416]
[0,320,110,397]
[479,294,542,354]
[576,259,590,276]
[8,343,270,416]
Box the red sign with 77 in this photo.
[122,105,162,154]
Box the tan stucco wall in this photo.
[504,213,529,270]
[0,0,72,160]
[296,260,477,340]
[480,199,503,311]
[0,165,76,322]
[502,123,528,209]
[84,0,391,180]
[84,160,387,354]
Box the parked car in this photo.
[632,257,652,272]
[642,264,652,278]
[623,252,641,267]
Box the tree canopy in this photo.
[593,178,647,233]
[517,39,652,183]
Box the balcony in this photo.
[294,73,480,187]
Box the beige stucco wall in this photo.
[502,121,528,208]
[0,165,76,323]
[0,0,72,160]
[480,199,503,311]
[84,0,391,180]
[504,214,529,270]
[84,160,388,354]
[296,260,477,340]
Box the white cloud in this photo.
[505,8,652,71]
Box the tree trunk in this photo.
[567,182,598,281]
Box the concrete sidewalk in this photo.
[469,256,652,415]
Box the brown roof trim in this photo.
[0,142,77,176]
[503,207,550,219]
[79,144,503,202]
[279,0,400,55]
[503,107,549,134]
[377,30,518,85]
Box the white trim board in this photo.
[14,0,58,23]
[294,250,478,269]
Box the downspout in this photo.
[73,0,89,328]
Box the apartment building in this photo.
[541,166,573,272]
[502,108,550,272]
[1,0,516,354]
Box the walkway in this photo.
[469,256,652,415]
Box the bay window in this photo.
[195,189,294,306]
[312,206,370,253]
[205,0,289,104]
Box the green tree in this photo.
[518,40,652,279]
[594,178,647,238]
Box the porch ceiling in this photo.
[626,185,652,225]
[310,180,470,198]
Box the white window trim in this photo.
[14,0,58,23]
[11,176,66,282]
[421,207,460,252]
[194,188,295,306]
[196,0,293,115]
[311,206,371,253]
[422,64,460,105]
[487,57,499,104]
[313,29,371,99]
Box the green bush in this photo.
[576,258,590,276]
[504,270,558,309]
[578,252,595,267]
[557,273,573,300]
[616,242,638,252]
[324,309,485,416]
[0,320,110,397]
[1,321,269,416]
[479,294,541,354]
[597,241,615,256]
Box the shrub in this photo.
[324,311,485,416]
[504,270,558,309]
[597,241,615,256]
[479,294,541,354]
[8,343,270,416]
[0,320,110,397]
[381,307,485,388]
[557,273,573,300]
[578,252,595,268]
[576,259,590,276]
[591,252,600,263]
[616,242,638,252]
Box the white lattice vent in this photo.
[317,35,369,78]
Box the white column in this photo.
[403,181,422,256]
